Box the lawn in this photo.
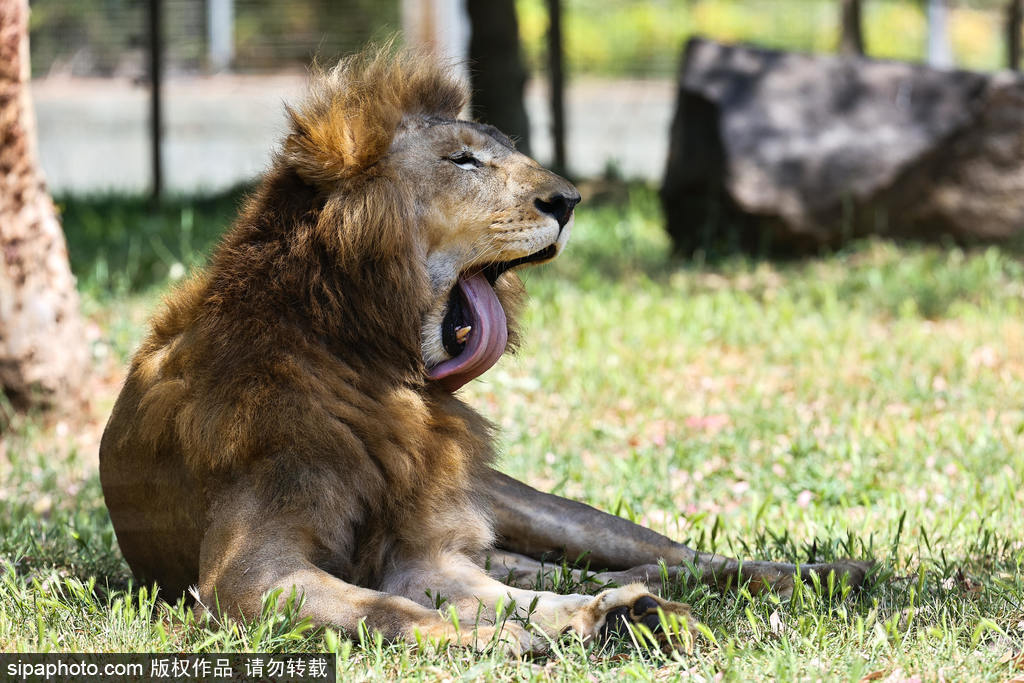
[1,187,1023,680]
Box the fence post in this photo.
[926,0,953,68]
[147,0,164,203]
[207,0,234,72]
[401,0,469,81]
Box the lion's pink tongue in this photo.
[427,273,508,391]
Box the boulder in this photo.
[661,38,1024,253]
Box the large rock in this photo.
[661,38,1024,253]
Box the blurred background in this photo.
[26,0,1024,195]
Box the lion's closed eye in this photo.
[447,152,483,170]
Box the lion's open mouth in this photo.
[427,244,557,391]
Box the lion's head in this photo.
[280,46,579,391]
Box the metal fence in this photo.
[28,0,399,77]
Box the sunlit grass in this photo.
[2,187,1023,679]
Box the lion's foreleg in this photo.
[196,500,514,651]
[483,468,871,595]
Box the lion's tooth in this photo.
[455,326,472,343]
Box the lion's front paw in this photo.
[567,583,695,651]
[474,622,545,657]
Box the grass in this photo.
[2,186,1024,679]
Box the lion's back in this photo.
[99,277,215,594]
[100,368,206,595]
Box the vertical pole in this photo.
[207,0,234,72]
[1008,0,1022,71]
[927,0,953,68]
[838,0,865,56]
[546,0,566,175]
[401,0,437,52]
[148,0,163,204]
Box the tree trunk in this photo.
[546,0,566,176]
[0,0,89,417]
[1009,0,1022,71]
[839,0,865,56]
[466,0,531,156]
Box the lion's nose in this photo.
[535,190,581,231]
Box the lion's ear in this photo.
[282,47,468,188]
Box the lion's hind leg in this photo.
[485,549,685,593]
[485,468,873,597]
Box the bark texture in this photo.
[0,0,89,415]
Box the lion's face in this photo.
[387,116,580,391]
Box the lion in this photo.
[99,46,868,654]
